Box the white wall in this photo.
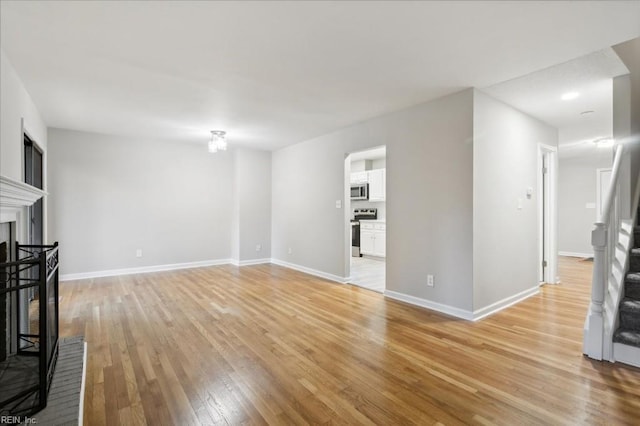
[233,148,272,263]
[47,128,234,275]
[612,38,640,212]
[272,89,474,311]
[473,90,558,311]
[558,153,613,256]
[0,50,48,181]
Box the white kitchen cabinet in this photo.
[360,221,385,257]
[350,171,368,184]
[367,168,385,201]
[374,231,386,257]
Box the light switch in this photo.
[336,200,342,209]
[586,202,596,209]
[517,198,523,210]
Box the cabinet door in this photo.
[368,169,385,201]
[374,232,386,257]
[351,171,368,184]
[360,230,375,255]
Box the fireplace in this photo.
[1,175,59,417]
[1,222,14,363]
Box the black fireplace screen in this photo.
[0,242,59,417]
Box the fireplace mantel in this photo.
[0,174,46,223]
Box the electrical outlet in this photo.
[427,275,434,287]
[136,249,143,258]
[256,244,262,252]
[288,247,293,255]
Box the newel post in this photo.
[585,222,607,360]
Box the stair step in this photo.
[626,272,640,283]
[626,280,640,299]
[630,249,640,272]
[619,298,640,330]
[613,327,640,348]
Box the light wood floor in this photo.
[59,256,640,425]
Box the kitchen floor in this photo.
[350,256,385,292]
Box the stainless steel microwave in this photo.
[350,183,368,200]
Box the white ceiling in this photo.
[1,1,639,151]
[482,48,629,158]
[350,147,386,162]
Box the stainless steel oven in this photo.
[351,208,377,257]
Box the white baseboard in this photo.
[613,342,640,368]
[384,290,474,320]
[270,258,349,284]
[230,258,271,267]
[559,251,593,258]
[60,258,231,281]
[472,285,540,321]
[60,257,344,283]
[385,285,540,322]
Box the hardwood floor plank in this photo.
[57,257,640,425]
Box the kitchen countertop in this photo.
[358,219,385,223]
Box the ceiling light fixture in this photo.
[594,137,614,148]
[561,91,580,101]
[208,130,227,153]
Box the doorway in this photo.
[24,133,44,246]
[23,132,44,307]
[345,146,386,292]
[539,144,558,284]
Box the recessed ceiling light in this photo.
[580,110,594,116]
[594,137,614,148]
[561,92,580,101]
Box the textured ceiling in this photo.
[482,48,629,158]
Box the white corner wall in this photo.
[0,50,48,181]
[1,49,49,245]
[558,153,613,257]
[473,89,558,313]
[612,38,640,208]
[233,148,272,263]
[47,128,234,276]
[272,89,474,312]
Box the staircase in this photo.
[583,143,640,366]
[612,224,640,367]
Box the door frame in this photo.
[344,146,387,288]
[21,118,46,246]
[344,154,352,280]
[538,144,558,284]
[596,168,613,222]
